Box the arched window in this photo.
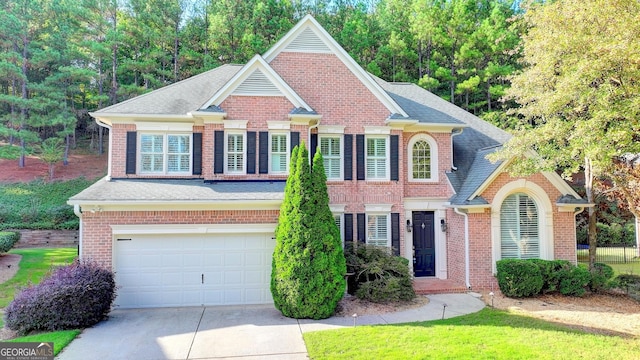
[408,134,438,182]
[500,193,540,259]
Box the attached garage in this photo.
[112,225,276,308]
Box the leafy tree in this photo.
[39,137,64,180]
[489,0,640,268]
[271,142,346,319]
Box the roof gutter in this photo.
[95,118,113,181]
[450,128,464,171]
[454,207,471,290]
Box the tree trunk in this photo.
[585,157,597,270]
[19,35,28,168]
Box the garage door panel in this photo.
[115,232,275,308]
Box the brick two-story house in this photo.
[69,15,589,308]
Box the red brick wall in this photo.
[81,210,280,268]
[446,208,466,285]
[403,132,453,198]
[111,124,136,178]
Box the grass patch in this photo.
[0,248,77,308]
[304,308,640,359]
[0,178,95,230]
[7,330,81,356]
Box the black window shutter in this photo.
[259,131,268,174]
[344,213,353,242]
[214,131,224,174]
[356,134,365,180]
[357,213,366,244]
[344,134,353,180]
[290,131,300,153]
[391,213,400,256]
[125,131,136,175]
[310,133,318,163]
[192,132,202,175]
[390,134,399,181]
[246,131,256,174]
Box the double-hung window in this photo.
[140,134,190,174]
[226,132,245,174]
[500,193,540,259]
[367,213,390,247]
[270,133,288,174]
[366,137,388,180]
[320,136,341,180]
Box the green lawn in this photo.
[0,248,77,308]
[6,330,81,356]
[304,308,640,360]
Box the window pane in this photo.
[500,193,540,259]
[367,214,388,247]
[167,135,190,173]
[321,137,341,179]
[366,138,387,179]
[227,134,244,172]
[140,135,163,172]
[412,140,431,179]
[271,134,287,173]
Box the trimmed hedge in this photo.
[5,260,116,335]
[346,244,415,303]
[496,259,543,297]
[616,274,640,301]
[0,231,20,253]
[497,259,594,298]
[588,263,615,292]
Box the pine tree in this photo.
[271,142,346,319]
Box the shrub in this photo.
[271,144,346,319]
[496,259,543,297]
[589,263,615,292]
[43,205,76,225]
[616,274,640,300]
[5,260,116,335]
[0,231,20,253]
[527,259,572,294]
[559,265,591,297]
[346,244,415,303]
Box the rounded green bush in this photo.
[589,263,615,292]
[559,265,591,296]
[496,259,543,297]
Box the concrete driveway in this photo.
[56,294,485,360]
[57,305,309,360]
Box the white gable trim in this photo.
[263,15,408,118]
[201,55,312,111]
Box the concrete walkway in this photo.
[57,293,485,360]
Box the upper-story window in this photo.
[366,136,388,180]
[226,132,245,174]
[320,136,341,180]
[140,133,190,174]
[270,132,289,174]
[408,134,438,182]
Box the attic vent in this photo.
[232,69,283,96]
[284,27,331,53]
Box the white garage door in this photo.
[114,233,275,308]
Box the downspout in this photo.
[454,207,471,289]
[450,128,464,171]
[95,118,113,180]
[73,204,82,259]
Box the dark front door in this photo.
[413,211,435,277]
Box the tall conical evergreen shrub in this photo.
[270,142,346,319]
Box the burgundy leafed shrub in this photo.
[5,260,116,335]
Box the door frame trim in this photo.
[403,199,448,279]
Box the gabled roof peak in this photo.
[263,15,408,118]
[201,55,313,112]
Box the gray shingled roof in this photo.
[94,65,243,115]
[448,146,503,205]
[69,179,285,203]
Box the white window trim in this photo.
[138,133,192,175]
[269,131,290,174]
[490,179,554,273]
[225,131,246,175]
[366,212,391,247]
[319,134,343,180]
[408,133,439,182]
[365,135,390,181]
